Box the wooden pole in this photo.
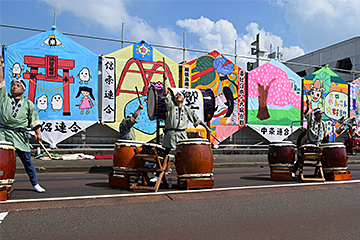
[39,142,53,159]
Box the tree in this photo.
[248,63,301,120]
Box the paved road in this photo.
[5,165,360,202]
[1,168,360,239]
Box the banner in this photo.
[303,66,349,141]
[248,59,302,142]
[183,50,246,144]
[101,57,116,122]
[3,25,99,148]
[104,40,179,143]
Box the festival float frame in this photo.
[103,40,179,143]
[182,50,246,145]
[3,25,99,148]
[303,66,349,142]
[247,59,302,142]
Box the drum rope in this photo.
[0,179,15,187]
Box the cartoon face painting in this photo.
[36,95,48,112]
[75,86,95,115]
[10,63,24,78]
[77,67,92,85]
[51,94,63,111]
[309,79,325,102]
[308,72,331,109]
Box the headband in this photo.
[314,108,322,114]
[11,78,26,90]
[175,91,184,98]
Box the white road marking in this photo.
[1,180,360,204]
[0,212,9,224]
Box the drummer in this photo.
[150,73,211,182]
[119,103,143,140]
[0,55,45,192]
[292,99,329,177]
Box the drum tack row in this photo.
[268,141,351,182]
[109,139,214,192]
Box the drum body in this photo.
[200,89,215,122]
[113,140,144,171]
[320,143,347,172]
[268,141,295,166]
[0,141,16,186]
[175,139,213,177]
[140,143,165,157]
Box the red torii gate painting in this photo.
[23,55,75,116]
[115,58,176,97]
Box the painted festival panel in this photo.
[3,25,98,148]
[303,66,349,142]
[104,40,179,143]
[183,50,246,145]
[247,59,302,142]
[348,78,360,137]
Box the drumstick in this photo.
[163,57,167,77]
[209,131,221,144]
[39,141,53,159]
[135,86,142,105]
[204,124,221,143]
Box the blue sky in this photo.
[1,0,360,70]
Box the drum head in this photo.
[147,87,156,120]
[300,144,318,148]
[0,141,14,147]
[269,141,295,147]
[115,139,144,147]
[177,138,210,145]
[320,142,346,148]
[143,143,165,150]
[201,89,215,122]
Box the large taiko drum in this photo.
[0,141,16,189]
[113,140,144,171]
[175,138,213,178]
[268,141,296,166]
[147,85,173,120]
[200,89,215,122]
[320,143,348,173]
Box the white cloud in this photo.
[270,0,360,52]
[40,0,305,65]
[40,0,182,60]
[40,0,130,32]
[177,18,304,69]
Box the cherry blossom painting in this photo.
[247,59,302,142]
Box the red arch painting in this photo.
[115,58,176,97]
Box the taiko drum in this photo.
[268,141,296,165]
[0,141,16,186]
[113,140,144,171]
[320,143,348,172]
[175,139,213,177]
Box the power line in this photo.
[0,23,357,75]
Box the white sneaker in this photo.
[33,184,46,193]
[292,172,296,178]
[150,176,158,183]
